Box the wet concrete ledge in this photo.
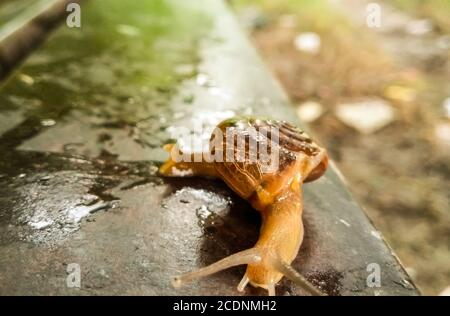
[0,0,418,295]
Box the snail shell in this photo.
[211,117,328,211]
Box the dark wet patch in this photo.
[0,149,161,247]
[307,269,344,296]
[97,132,112,143]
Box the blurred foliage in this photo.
[390,0,450,32]
[233,0,351,31]
[232,0,393,101]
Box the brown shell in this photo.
[209,117,327,209]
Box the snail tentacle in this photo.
[268,254,326,296]
[159,143,219,178]
[268,283,276,296]
[172,248,262,288]
[237,274,249,292]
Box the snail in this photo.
[159,116,328,296]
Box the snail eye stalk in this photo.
[268,254,326,296]
[237,274,249,292]
[171,248,262,288]
[268,283,276,296]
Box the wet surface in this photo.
[0,0,418,295]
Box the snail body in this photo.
[159,117,328,295]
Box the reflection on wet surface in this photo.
[0,150,155,247]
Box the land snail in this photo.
[159,116,329,296]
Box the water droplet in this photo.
[196,73,209,86]
[41,119,56,127]
[18,74,34,85]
